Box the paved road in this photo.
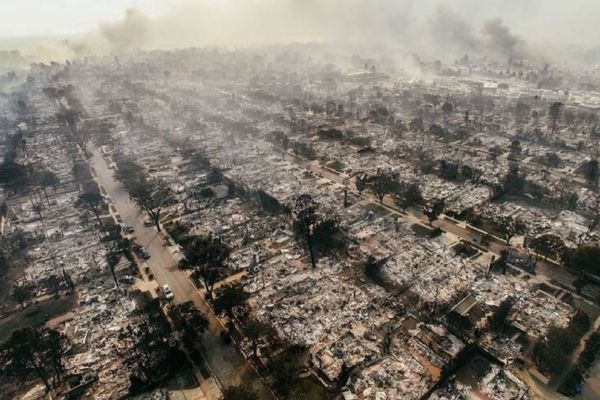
[577,360,600,400]
[90,149,272,399]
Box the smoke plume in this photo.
[6,0,600,65]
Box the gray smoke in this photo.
[429,4,480,56]
[99,8,151,51]
[481,18,528,59]
[7,0,600,66]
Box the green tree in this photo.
[562,246,600,276]
[44,275,62,297]
[367,172,398,204]
[509,139,522,156]
[269,345,307,397]
[222,386,259,400]
[535,152,562,168]
[10,283,34,307]
[489,145,504,161]
[71,160,91,181]
[395,182,423,209]
[446,311,473,338]
[502,163,527,195]
[129,178,172,231]
[364,255,385,287]
[0,161,30,191]
[267,130,290,157]
[528,234,565,260]
[0,328,68,392]
[181,236,230,299]
[76,189,105,226]
[243,317,276,358]
[515,101,530,124]
[214,285,248,317]
[189,150,211,171]
[115,158,143,185]
[168,301,209,349]
[532,325,573,374]
[491,215,527,245]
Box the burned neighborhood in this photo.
[1,1,600,400]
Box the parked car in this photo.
[122,224,134,234]
[144,220,154,227]
[162,284,174,300]
[139,246,151,260]
[118,275,135,284]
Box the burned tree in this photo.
[355,175,367,194]
[549,101,563,134]
[364,255,386,287]
[441,101,454,125]
[515,101,531,125]
[423,199,445,225]
[34,169,59,205]
[582,159,599,190]
[266,130,290,157]
[106,252,121,288]
[293,194,319,269]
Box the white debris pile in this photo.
[420,176,461,202]
[480,365,531,400]
[428,381,471,400]
[248,271,371,345]
[349,214,397,242]
[444,185,492,214]
[414,323,465,360]
[349,353,432,400]
[312,329,381,382]
[512,289,573,338]
[61,281,137,400]
[470,274,529,308]
[380,238,486,306]
[547,210,594,247]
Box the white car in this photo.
[163,284,174,300]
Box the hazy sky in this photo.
[1,0,599,63]
[0,0,182,37]
[0,0,598,44]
